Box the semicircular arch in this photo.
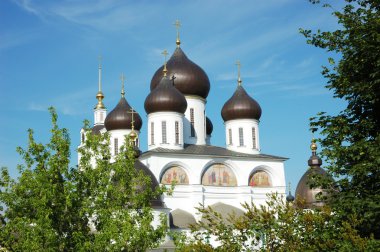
[160,162,189,185]
[248,166,273,187]
[201,162,237,186]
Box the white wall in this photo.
[94,108,107,125]
[183,96,206,145]
[225,119,260,154]
[147,112,184,150]
[140,154,286,217]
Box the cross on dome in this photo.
[162,49,169,76]
[174,19,181,47]
[120,73,126,97]
[236,60,242,86]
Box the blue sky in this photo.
[0,0,345,192]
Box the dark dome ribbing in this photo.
[150,47,210,99]
[145,75,187,114]
[221,85,262,121]
[104,97,142,131]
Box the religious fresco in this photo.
[249,170,271,187]
[161,166,189,185]
[201,163,237,186]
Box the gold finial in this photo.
[120,73,125,97]
[162,49,168,77]
[128,108,138,143]
[95,55,105,109]
[310,138,318,152]
[174,19,181,47]
[236,60,242,86]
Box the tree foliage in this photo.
[300,0,380,238]
[0,108,167,251]
[173,194,378,252]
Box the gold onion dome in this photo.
[150,48,210,99]
[221,85,262,121]
[104,98,142,131]
[206,116,213,135]
[144,75,188,114]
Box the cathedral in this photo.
[79,26,290,234]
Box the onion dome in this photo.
[91,124,105,135]
[145,75,187,114]
[134,160,163,207]
[295,139,330,208]
[286,182,295,202]
[150,47,210,99]
[221,85,262,121]
[104,97,142,131]
[206,116,213,135]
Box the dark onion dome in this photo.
[150,47,210,99]
[104,97,142,131]
[91,124,105,135]
[286,191,295,202]
[295,140,330,208]
[221,85,262,122]
[206,116,213,135]
[295,166,328,208]
[134,160,163,207]
[144,75,187,114]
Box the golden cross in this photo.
[120,73,125,97]
[236,60,242,85]
[128,108,136,130]
[288,182,291,193]
[174,19,181,46]
[162,49,168,76]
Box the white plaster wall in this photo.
[183,96,206,145]
[139,154,286,217]
[147,112,184,150]
[94,108,107,125]
[109,129,141,161]
[225,119,260,154]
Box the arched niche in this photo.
[160,165,189,185]
[201,163,237,186]
[200,202,244,224]
[169,209,196,229]
[249,170,272,187]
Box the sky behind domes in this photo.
[0,0,346,192]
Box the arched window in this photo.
[190,108,195,137]
[81,132,85,144]
[249,170,271,187]
[114,138,119,155]
[202,163,237,186]
[161,166,189,185]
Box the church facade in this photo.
[79,31,287,230]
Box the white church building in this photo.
[78,29,288,231]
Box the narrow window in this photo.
[239,128,244,146]
[81,132,85,144]
[114,138,118,155]
[252,127,256,149]
[99,112,103,122]
[190,108,195,137]
[151,122,155,145]
[162,121,167,144]
[175,121,179,144]
[228,128,232,145]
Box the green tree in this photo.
[0,108,167,251]
[300,0,380,238]
[174,194,377,252]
